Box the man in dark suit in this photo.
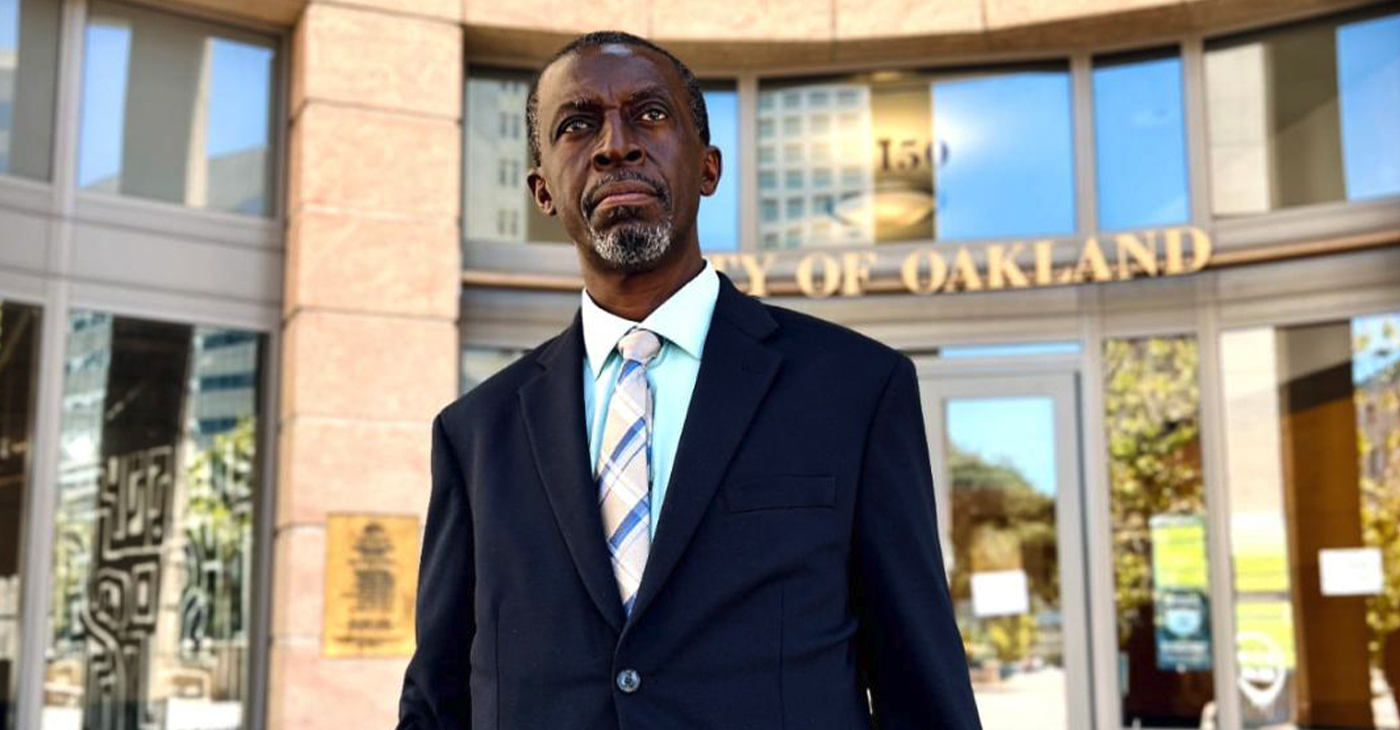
[397,30,982,730]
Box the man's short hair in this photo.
[526,30,710,168]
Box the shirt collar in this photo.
[580,260,720,380]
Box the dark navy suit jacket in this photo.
[396,272,982,729]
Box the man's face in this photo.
[528,44,720,273]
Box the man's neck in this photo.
[581,249,706,322]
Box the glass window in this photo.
[43,312,264,729]
[461,345,526,393]
[758,65,1074,248]
[1206,7,1400,216]
[1220,313,1400,729]
[0,300,39,730]
[77,1,277,216]
[465,71,740,251]
[464,67,567,244]
[0,0,59,181]
[1093,51,1189,230]
[697,83,739,252]
[760,198,778,224]
[784,169,803,190]
[759,170,776,191]
[946,395,1066,729]
[1103,335,1214,727]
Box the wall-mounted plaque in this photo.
[323,514,419,658]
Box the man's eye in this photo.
[640,108,668,122]
[559,119,593,135]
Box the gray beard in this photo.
[587,219,675,272]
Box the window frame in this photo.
[0,2,287,729]
[460,2,1400,286]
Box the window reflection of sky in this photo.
[0,0,17,50]
[1353,313,1400,385]
[77,18,274,200]
[207,39,273,159]
[947,396,1058,496]
[1338,13,1400,201]
[933,72,1076,240]
[1093,56,1189,230]
[77,21,130,188]
[698,89,739,251]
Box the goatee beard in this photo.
[588,217,675,273]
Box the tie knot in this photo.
[617,328,661,365]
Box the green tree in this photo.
[1102,337,1204,645]
[1356,316,1400,665]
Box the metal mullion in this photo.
[1181,35,1212,230]
[1078,287,1120,730]
[15,0,87,723]
[1071,52,1097,236]
[737,72,758,254]
[1197,294,1243,730]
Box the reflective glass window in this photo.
[461,345,526,394]
[696,83,739,252]
[1093,51,1190,230]
[1206,8,1400,215]
[757,65,1075,249]
[43,313,264,729]
[464,70,740,252]
[1220,313,1400,729]
[0,300,39,730]
[77,2,277,216]
[0,0,59,181]
[1103,335,1215,727]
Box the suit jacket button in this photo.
[616,668,641,694]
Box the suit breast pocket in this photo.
[723,474,837,513]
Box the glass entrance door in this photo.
[917,369,1093,730]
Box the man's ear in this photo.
[699,145,721,197]
[527,169,557,216]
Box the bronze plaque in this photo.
[323,514,419,658]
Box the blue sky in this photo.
[77,21,273,189]
[1093,55,1190,230]
[934,71,1077,240]
[1338,13,1400,201]
[947,396,1058,496]
[697,89,739,251]
[1353,312,1400,384]
[0,0,16,51]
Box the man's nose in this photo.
[592,112,644,169]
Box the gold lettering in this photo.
[1163,226,1212,274]
[1114,232,1159,280]
[841,252,877,296]
[1068,237,1113,284]
[901,249,948,294]
[1034,240,1055,286]
[943,247,984,293]
[737,253,776,297]
[986,243,1029,289]
[795,253,842,298]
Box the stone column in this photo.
[272,1,461,728]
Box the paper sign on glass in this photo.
[1318,547,1383,597]
[971,569,1030,618]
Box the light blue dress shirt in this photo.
[581,261,720,541]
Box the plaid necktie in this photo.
[597,327,661,616]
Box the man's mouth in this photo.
[584,176,667,220]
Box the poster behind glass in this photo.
[43,312,263,730]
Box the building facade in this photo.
[0,0,1398,729]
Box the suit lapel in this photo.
[517,311,626,634]
[627,274,782,626]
